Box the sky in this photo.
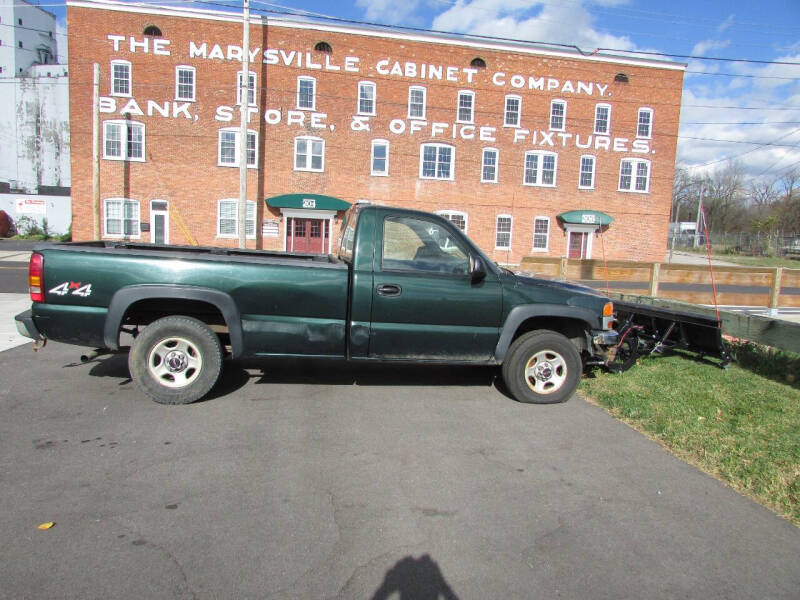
[46,0,800,184]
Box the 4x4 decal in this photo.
[49,281,93,297]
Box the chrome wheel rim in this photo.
[147,336,202,388]
[524,350,567,394]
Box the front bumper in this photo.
[15,309,42,341]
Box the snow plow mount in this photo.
[605,301,732,373]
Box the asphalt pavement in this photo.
[1,341,798,599]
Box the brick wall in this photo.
[68,2,684,262]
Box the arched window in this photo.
[143,25,163,37]
[314,41,332,53]
[470,57,487,69]
[614,73,629,83]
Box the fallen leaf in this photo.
[37,522,55,530]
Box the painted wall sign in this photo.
[106,34,612,96]
[15,197,46,215]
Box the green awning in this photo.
[557,210,613,226]
[265,194,351,211]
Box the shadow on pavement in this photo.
[370,554,460,600]
[75,353,513,402]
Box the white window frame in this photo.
[619,158,651,193]
[504,94,521,127]
[594,103,611,135]
[565,225,596,259]
[456,90,475,124]
[103,197,140,239]
[549,99,566,131]
[481,147,498,183]
[435,210,468,233]
[297,76,316,110]
[532,216,551,252]
[371,139,389,177]
[102,120,145,162]
[217,198,257,239]
[637,107,653,139]
[294,136,325,172]
[408,85,426,120]
[357,81,376,116]
[217,127,258,168]
[495,214,512,250]
[175,65,196,102]
[237,70,256,106]
[578,155,596,190]
[419,143,455,181]
[110,59,131,97]
[523,151,558,187]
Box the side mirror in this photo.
[469,255,487,283]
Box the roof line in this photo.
[66,0,687,71]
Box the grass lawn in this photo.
[580,352,800,525]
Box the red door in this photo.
[287,218,329,254]
[568,232,588,259]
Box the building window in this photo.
[420,143,454,180]
[457,90,475,123]
[110,60,131,97]
[294,136,325,172]
[18,40,23,48]
[297,76,316,110]
[594,104,610,135]
[579,155,596,189]
[314,41,332,53]
[371,139,389,176]
[532,217,550,251]
[175,66,195,101]
[217,199,256,238]
[104,198,140,238]
[549,100,566,131]
[523,151,557,187]
[217,128,257,167]
[18,18,22,25]
[436,210,467,232]
[504,95,521,127]
[481,148,498,183]
[143,25,162,37]
[619,158,651,193]
[103,120,145,161]
[408,86,426,119]
[358,81,376,115]
[637,108,653,138]
[237,71,256,106]
[495,215,512,250]
[470,57,487,69]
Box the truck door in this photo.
[368,213,502,361]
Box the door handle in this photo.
[377,283,402,297]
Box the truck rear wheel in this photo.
[501,330,582,404]
[128,316,223,405]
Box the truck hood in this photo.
[509,271,610,313]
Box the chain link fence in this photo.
[671,231,800,257]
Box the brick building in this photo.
[67,0,684,263]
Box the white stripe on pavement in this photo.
[0,293,33,352]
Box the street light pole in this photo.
[237,0,250,249]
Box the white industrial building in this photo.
[0,0,70,196]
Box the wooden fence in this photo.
[519,256,800,310]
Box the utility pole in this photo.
[237,0,250,249]
[92,63,100,240]
[694,185,704,248]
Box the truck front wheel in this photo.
[501,330,582,404]
[128,316,223,405]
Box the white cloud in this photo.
[431,0,636,52]
[716,14,735,34]
[355,0,421,25]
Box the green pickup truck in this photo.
[15,204,618,405]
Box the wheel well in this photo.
[511,316,589,352]
[121,298,229,346]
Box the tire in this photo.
[128,316,223,405]
[501,330,582,404]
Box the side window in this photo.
[338,209,359,262]
[382,216,469,275]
